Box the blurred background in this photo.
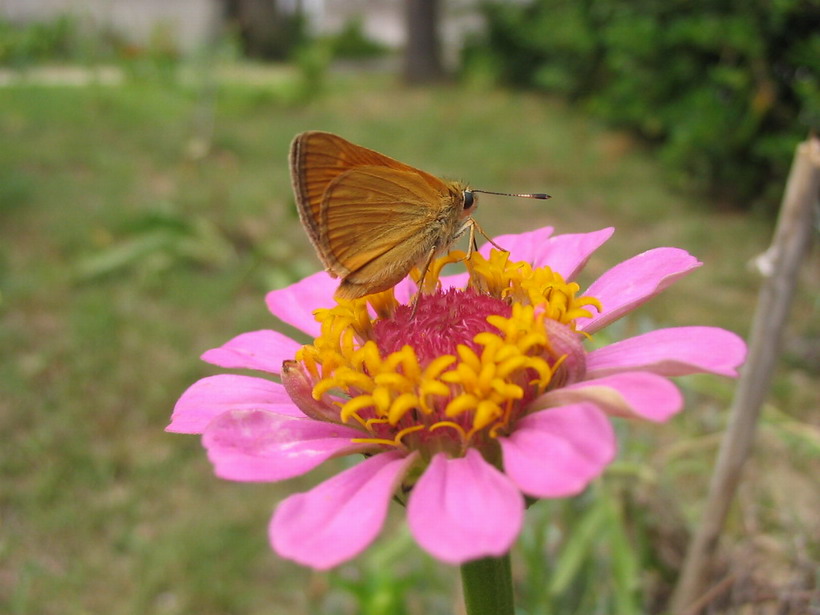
[1,1,817,613]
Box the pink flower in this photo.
[168,226,746,569]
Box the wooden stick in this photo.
[680,573,737,615]
[669,135,820,614]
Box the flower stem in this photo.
[460,554,514,615]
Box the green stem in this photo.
[460,553,515,615]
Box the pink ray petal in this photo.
[480,226,554,262]
[392,277,419,304]
[587,326,747,378]
[539,372,683,422]
[202,409,369,482]
[439,271,469,291]
[270,451,417,569]
[167,374,303,433]
[439,228,611,289]
[576,248,702,334]
[201,330,301,374]
[535,228,615,280]
[407,449,524,564]
[397,268,466,299]
[500,403,616,498]
[265,272,338,338]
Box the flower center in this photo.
[373,288,512,361]
[291,250,600,459]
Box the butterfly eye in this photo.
[463,190,476,210]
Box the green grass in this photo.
[1,64,817,615]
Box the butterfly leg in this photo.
[411,244,439,317]
[460,219,504,264]
[464,220,477,260]
[471,218,505,252]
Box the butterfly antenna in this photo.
[472,189,551,200]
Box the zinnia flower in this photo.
[168,226,746,569]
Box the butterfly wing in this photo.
[320,166,456,298]
[290,131,445,262]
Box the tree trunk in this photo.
[223,0,303,60]
[403,0,445,84]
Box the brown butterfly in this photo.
[289,131,549,300]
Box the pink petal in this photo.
[407,449,524,564]
[337,275,418,308]
[587,326,747,378]
[406,267,466,297]
[201,330,301,374]
[535,228,615,280]
[480,226,554,262]
[438,226,557,290]
[576,248,702,334]
[392,277,419,304]
[500,403,616,498]
[539,372,683,422]
[270,451,416,569]
[265,272,337,338]
[202,409,368,482]
[439,228,612,290]
[168,374,302,434]
[439,271,469,291]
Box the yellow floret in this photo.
[296,248,601,452]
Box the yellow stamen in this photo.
[445,393,479,417]
[394,424,425,445]
[429,420,468,441]
[341,395,377,422]
[351,437,403,447]
[295,248,601,451]
[388,392,421,424]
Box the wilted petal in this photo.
[168,374,302,433]
[281,360,341,422]
[270,451,416,569]
[540,372,683,422]
[202,409,368,482]
[576,248,702,334]
[500,403,615,498]
[201,330,300,374]
[407,450,524,564]
[587,326,747,378]
[265,272,337,338]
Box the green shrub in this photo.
[325,16,389,60]
[0,15,79,66]
[0,15,157,68]
[463,0,819,209]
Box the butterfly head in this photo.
[444,180,479,219]
[462,189,479,213]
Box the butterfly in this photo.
[290,131,549,300]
